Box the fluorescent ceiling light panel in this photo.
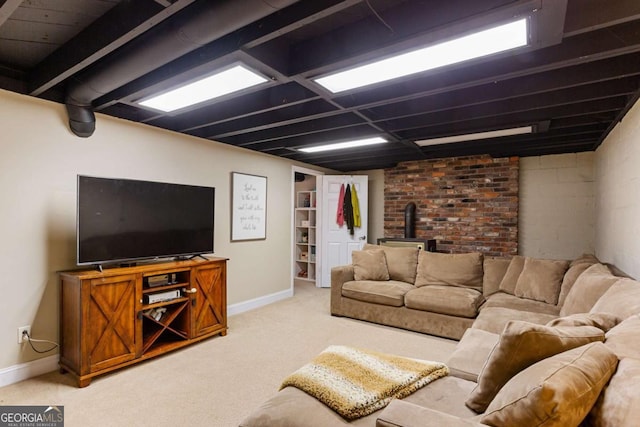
[139,65,268,112]
[415,126,533,146]
[299,136,387,153]
[315,18,528,93]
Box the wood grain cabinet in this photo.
[59,257,227,387]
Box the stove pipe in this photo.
[404,202,416,238]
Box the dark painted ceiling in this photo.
[1,0,640,171]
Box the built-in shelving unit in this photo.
[295,190,316,282]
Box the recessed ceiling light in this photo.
[139,65,268,112]
[299,136,388,153]
[415,126,533,146]
[314,18,528,93]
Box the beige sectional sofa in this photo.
[241,247,640,426]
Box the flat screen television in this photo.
[77,175,215,266]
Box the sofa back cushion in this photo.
[560,263,619,316]
[585,357,640,427]
[513,258,569,305]
[352,250,389,281]
[558,262,594,307]
[498,256,525,295]
[604,314,640,359]
[361,244,419,284]
[480,342,618,427]
[590,277,640,320]
[415,251,483,291]
[547,312,621,332]
[466,321,605,413]
[483,257,510,297]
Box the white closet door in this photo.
[319,175,368,287]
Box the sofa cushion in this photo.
[362,244,419,284]
[570,253,600,267]
[415,251,483,291]
[585,357,640,427]
[558,262,594,307]
[481,342,618,427]
[352,250,389,281]
[472,307,557,335]
[377,400,485,427]
[482,257,510,297]
[466,322,605,413]
[560,263,619,316]
[514,257,569,304]
[405,286,484,318]
[498,255,525,295]
[482,292,560,315]
[604,314,640,359]
[447,328,500,382]
[342,280,414,307]
[590,277,640,320]
[546,312,621,332]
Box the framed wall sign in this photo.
[231,172,267,241]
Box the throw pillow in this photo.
[481,342,618,427]
[570,253,600,267]
[482,257,511,297]
[352,250,389,281]
[381,246,420,284]
[590,277,640,320]
[465,321,605,413]
[514,257,569,304]
[559,263,619,316]
[360,244,420,284]
[498,256,525,295]
[414,251,483,290]
[546,312,621,332]
[584,357,640,427]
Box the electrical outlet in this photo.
[18,326,31,344]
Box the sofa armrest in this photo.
[331,265,354,315]
[376,400,487,427]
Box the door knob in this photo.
[359,235,366,240]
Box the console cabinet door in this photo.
[82,274,138,374]
[192,262,227,337]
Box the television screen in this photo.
[77,175,215,266]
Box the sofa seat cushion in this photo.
[377,400,486,427]
[482,292,560,316]
[447,328,500,382]
[239,386,374,427]
[472,307,557,335]
[342,280,414,307]
[547,312,621,332]
[405,285,485,318]
[415,251,483,291]
[481,342,618,427]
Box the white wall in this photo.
[0,89,326,372]
[519,153,595,259]
[595,98,640,278]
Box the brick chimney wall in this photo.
[384,155,519,256]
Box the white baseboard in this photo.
[228,287,293,316]
[0,354,59,388]
[0,289,293,388]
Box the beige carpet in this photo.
[0,282,457,426]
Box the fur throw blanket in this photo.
[280,345,448,420]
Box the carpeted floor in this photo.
[0,282,457,426]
